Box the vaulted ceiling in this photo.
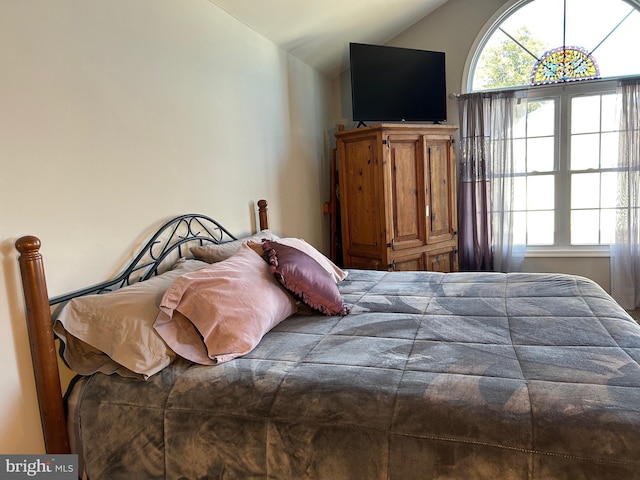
[208,0,451,78]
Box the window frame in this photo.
[521,79,620,254]
[462,0,640,256]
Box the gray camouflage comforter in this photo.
[73,270,640,479]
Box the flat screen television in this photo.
[349,42,447,124]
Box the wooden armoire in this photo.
[335,123,458,272]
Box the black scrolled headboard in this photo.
[49,213,237,306]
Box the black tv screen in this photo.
[349,43,447,123]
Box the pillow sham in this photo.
[53,258,210,379]
[248,236,348,283]
[154,243,298,365]
[190,229,279,263]
[262,239,350,316]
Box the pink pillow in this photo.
[154,244,297,365]
[262,240,349,316]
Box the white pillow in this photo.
[190,230,279,263]
[53,259,209,379]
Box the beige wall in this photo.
[332,0,612,291]
[0,0,332,453]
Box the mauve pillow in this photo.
[154,243,298,365]
[262,240,349,316]
[248,237,348,283]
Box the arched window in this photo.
[465,0,640,250]
[471,0,640,91]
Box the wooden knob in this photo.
[15,235,42,255]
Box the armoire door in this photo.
[338,132,386,265]
[387,134,427,252]
[425,137,457,244]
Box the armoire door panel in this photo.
[426,139,456,244]
[389,135,425,251]
[341,137,384,255]
[425,246,458,273]
[391,253,426,272]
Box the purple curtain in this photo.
[457,91,525,273]
[457,93,493,271]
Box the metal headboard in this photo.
[49,213,237,305]
[15,199,269,454]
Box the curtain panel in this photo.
[457,91,526,272]
[611,78,640,309]
[458,94,492,270]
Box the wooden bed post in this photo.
[258,199,269,231]
[15,236,70,454]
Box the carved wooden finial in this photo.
[15,235,42,256]
[257,199,269,231]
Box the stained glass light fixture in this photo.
[531,46,600,85]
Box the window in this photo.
[469,0,640,248]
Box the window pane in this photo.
[585,9,640,78]
[600,208,618,244]
[513,176,527,211]
[572,96,601,134]
[527,137,554,172]
[513,211,527,245]
[601,94,619,132]
[571,133,600,170]
[514,138,527,173]
[527,211,554,245]
[601,172,618,209]
[527,175,554,210]
[565,0,635,55]
[472,31,509,90]
[501,0,564,53]
[571,210,600,244]
[514,105,528,138]
[527,101,555,137]
[571,173,600,209]
[601,132,619,168]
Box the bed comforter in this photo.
[73,270,640,479]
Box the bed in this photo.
[15,200,640,480]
